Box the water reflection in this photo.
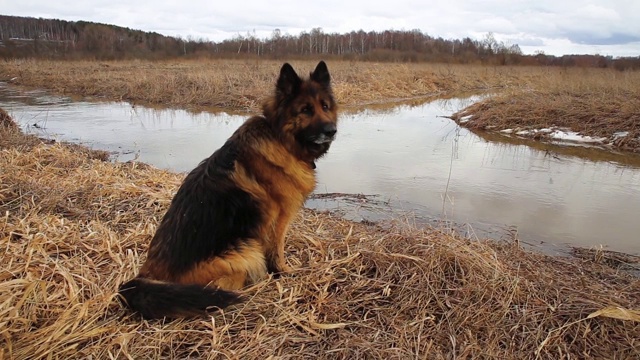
[1,84,639,255]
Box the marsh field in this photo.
[1,60,640,359]
[3,59,639,151]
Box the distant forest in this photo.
[1,15,639,70]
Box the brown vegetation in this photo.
[453,67,640,152]
[0,108,42,150]
[0,59,537,111]
[0,108,17,129]
[2,111,640,359]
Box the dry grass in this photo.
[452,67,640,152]
[2,113,640,359]
[1,108,18,130]
[0,59,533,112]
[0,108,47,151]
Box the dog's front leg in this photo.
[266,214,294,274]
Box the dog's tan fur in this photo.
[118,61,338,319]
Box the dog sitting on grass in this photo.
[118,61,338,319]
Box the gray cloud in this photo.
[510,37,546,47]
[566,32,640,46]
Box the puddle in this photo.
[2,83,640,255]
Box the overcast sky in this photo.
[3,1,640,57]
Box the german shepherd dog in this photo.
[118,61,338,319]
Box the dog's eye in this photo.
[301,105,313,115]
[321,102,330,111]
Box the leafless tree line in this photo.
[1,15,639,69]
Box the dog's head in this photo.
[264,61,338,162]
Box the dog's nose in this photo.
[322,123,337,137]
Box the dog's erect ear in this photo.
[277,63,302,98]
[310,61,330,88]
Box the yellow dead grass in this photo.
[1,59,532,112]
[1,113,639,359]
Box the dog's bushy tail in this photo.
[118,278,243,319]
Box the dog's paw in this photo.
[269,263,294,278]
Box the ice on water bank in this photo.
[549,129,607,144]
[499,127,608,145]
[613,131,629,139]
[496,126,640,152]
[458,115,473,124]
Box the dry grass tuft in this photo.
[0,108,43,151]
[452,67,640,152]
[1,108,18,130]
[1,113,639,359]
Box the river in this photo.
[2,84,639,255]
